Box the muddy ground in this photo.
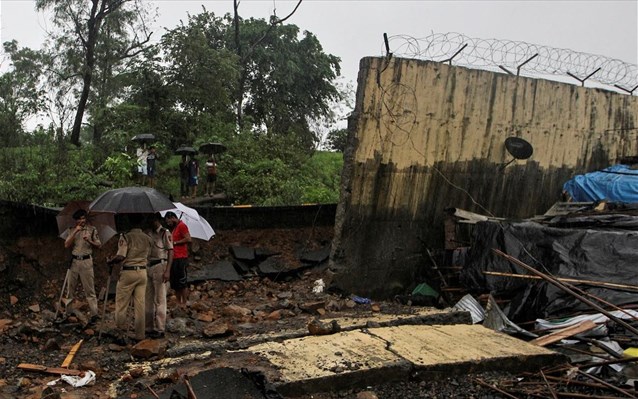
[0,226,612,399]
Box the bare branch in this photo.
[272,0,302,24]
[243,0,303,60]
[120,32,153,59]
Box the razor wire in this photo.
[386,33,638,93]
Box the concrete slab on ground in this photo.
[245,324,563,396]
[323,307,471,330]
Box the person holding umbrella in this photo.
[179,155,190,199]
[204,155,217,196]
[106,214,154,343]
[164,211,192,308]
[145,213,173,339]
[63,209,102,324]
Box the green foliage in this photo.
[325,128,349,152]
[215,131,343,205]
[99,152,136,187]
[0,41,46,145]
[0,5,349,207]
[0,144,113,205]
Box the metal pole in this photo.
[98,267,112,341]
[55,269,71,320]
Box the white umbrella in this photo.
[160,202,215,241]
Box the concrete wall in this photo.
[331,56,638,299]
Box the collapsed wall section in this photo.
[331,56,638,299]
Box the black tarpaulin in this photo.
[460,219,638,321]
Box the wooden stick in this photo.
[61,339,83,368]
[145,383,160,399]
[18,363,83,376]
[474,378,520,399]
[482,271,638,292]
[540,370,557,399]
[576,370,637,398]
[493,249,638,337]
[530,320,596,347]
[184,375,198,399]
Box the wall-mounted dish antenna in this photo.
[501,137,533,169]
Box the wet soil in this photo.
[0,226,469,398]
[0,226,610,399]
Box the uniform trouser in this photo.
[180,178,188,196]
[115,269,147,340]
[145,263,167,333]
[67,259,99,316]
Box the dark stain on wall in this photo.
[331,158,598,299]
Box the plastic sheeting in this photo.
[563,164,638,203]
[460,220,638,322]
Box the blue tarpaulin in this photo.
[563,164,638,203]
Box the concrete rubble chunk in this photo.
[223,304,252,318]
[188,260,242,283]
[257,256,306,278]
[161,368,265,399]
[202,320,233,338]
[131,339,166,359]
[307,319,341,335]
[255,247,280,258]
[230,245,255,261]
[299,301,326,314]
[245,324,564,397]
[299,246,331,264]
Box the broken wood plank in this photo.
[61,339,83,368]
[18,363,83,376]
[530,320,597,346]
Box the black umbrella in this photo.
[89,187,175,214]
[131,133,156,144]
[175,146,198,156]
[199,142,227,155]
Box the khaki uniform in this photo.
[67,225,101,317]
[114,228,153,340]
[145,226,173,334]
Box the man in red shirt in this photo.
[165,211,192,307]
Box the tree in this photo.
[325,128,349,152]
[0,41,45,146]
[35,0,153,146]
[159,7,342,152]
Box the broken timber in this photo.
[482,270,638,292]
[529,320,597,347]
[61,339,83,368]
[18,363,83,376]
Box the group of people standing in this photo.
[136,145,219,199]
[136,146,158,188]
[64,209,192,344]
[179,155,217,198]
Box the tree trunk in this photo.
[233,0,244,130]
[69,0,103,146]
[70,72,93,146]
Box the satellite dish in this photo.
[505,137,533,160]
[501,137,533,169]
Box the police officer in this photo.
[64,209,101,323]
[145,213,173,339]
[107,214,153,343]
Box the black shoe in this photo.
[148,331,165,339]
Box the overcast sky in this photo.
[1,0,636,88]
